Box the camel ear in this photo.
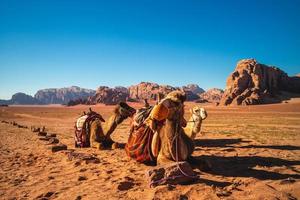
[99,115,105,122]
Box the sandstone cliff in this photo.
[220,59,300,105]
[34,86,95,104]
[200,88,224,103]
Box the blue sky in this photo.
[0,0,299,99]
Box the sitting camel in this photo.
[151,94,207,165]
[89,102,136,149]
[183,106,207,140]
[125,91,207,165]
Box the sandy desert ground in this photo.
[0,99,299,200]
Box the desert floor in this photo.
[0,99,299,200]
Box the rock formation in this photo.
[86,86,129,105]
[182,84,205,94]
[128,82,176,101]
[220,59,300,105]
[181,84,204,101]
[128,82,204,101]
[0,93,42,105]
[34,86,95,104]
[2,83,208,106]
[199,88,224,103]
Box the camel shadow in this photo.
[179,177,232,188]
[194,138,250,148]
[194,138,300,151]
[240,145,300,151]
[192,155,300,180]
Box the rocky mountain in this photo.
[68,82,205,106]
[34,86,95,104]
[220,59,300,106]
[0,93,42,105]
[128,82,175,101]
[85,86,129,105]
[181,84,204,101]
[182,84,205,94]
[199,88,224,103]
[128,82,204,102]
[2,83,208,106]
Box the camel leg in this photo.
[156,150,174,165]
[151,131,161,157]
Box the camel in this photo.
[125,91,207,164]
[150,92,207,165]
[183,106,207,140]
[89,102,136,150]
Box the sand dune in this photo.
[0,100,300,199]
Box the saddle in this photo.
[125,104,168,163]
[74,109,105,148]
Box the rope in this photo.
[149,106,199,187]
[174,121,199,179]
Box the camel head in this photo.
[87,107,105,122]
[114,102,136,124]
[161,91,187,127]
[190,106,207,121]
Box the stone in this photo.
[66,152,100,164]
[78,176,87,181]
[75,196,82,200]
[44,192,54,198]
[179,194,188,200]
[48,138,59,144]
[31,127,40,132]
[39,136,50,141]
[47,133,57,137]
[146,161,198,187]
[38,131,47,136]
[50,144,67,153]
[117,181,135,191]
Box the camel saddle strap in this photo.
[125,124,155,163]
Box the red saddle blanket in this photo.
[125,124,155,163]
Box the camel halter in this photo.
[172,119,198,179]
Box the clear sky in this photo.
[0,0,299,99]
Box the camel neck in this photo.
[184,114,202,140]
[103,114,120,137]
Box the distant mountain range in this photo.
[3,59,298,106]
[0,86,95,105]
[34,86,95,104]
[0,93,42,105]
[0,84,220,105]
[68,82,211,106]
